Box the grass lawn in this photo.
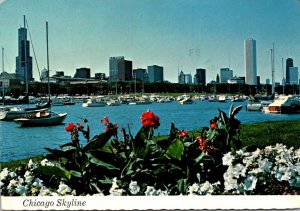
[1,120,300,170]
[240,120,300,149]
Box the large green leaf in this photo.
[85,152,119,171]
[165,139,184,160]
[70,170,82,178]
[231,105,243,117]
[44,147,74,159]
[81,128,117,153]
[34,166,71,180]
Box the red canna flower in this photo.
[196,136,215,154]
[77,123,84,130]
[100,116,109,125]
[178,130,188,138]
[140,110,160,128]
[210,119,217,129]
[65,122,76,132]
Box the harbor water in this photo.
[1,100,300,162]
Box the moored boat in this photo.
[267,95,300,114]
[82,98,106,107]
[14,110,67,127]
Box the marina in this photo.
[1,98,300,162]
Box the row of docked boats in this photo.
[246,94,300,114]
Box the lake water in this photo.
[1,100,300,162]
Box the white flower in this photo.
[232,164,247,178]
[243,175,258,191]
[28,159,38,169]
[0,168,9,181]
[128,181,140,195]
[145,186,156,196]
[7,179,17,190]
[109,189,123,196]
[24,171,34,184]
[222,152,235,166]
[199,181,214,194]
[294,148,300,160]
[38,186,51,196]
[15,184,27,196]
[40,159,55,167]
[93,192,105,196]
[109,177,119,193]
[274,166,293,181]
[50,192,59,196]
[223,170,238,192]
[9,172,17,178]
[17,176,24,184]
[32,178,43,188]
[258,158,273,173]
[155,189,168,196]
[57,182,72,195]
[187,183,199,195]
[236,150,244,156]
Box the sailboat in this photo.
[0,20,51,121]
[14,21,67,127]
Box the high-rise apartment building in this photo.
[286,58,294,85]
[220,68,233,83]
[194,68,206,85]
[289,67,298,85]
[244,39,257,85]
[109,57,132,82]
[15,27,33,83]
[147,65,163,83]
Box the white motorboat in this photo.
[178,97,194,104]
[82,98,106,107]
[267,95,300,114]
[246,103,262,111]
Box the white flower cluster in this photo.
[187,181,221,195]
[222,144,300,194]
[144,186,168,196]
[1,159,74,196]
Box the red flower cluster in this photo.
[178,130,188,138]
[100,116,118,131]
[140,110,160,128]
[196,136,215,155]
[65,122,84,132]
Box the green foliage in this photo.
[31,105,245,195]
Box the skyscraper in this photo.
[244,39,257,85]
[74,67,91,78]
[15,26,33,83]
[194,68,206,85]
[286,58,293,85]
[220,68,233,83]
[289,67,298,85]
[133,68,147,81]
[147,65,163,83]
[109,56,132,82]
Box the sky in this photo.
[0,0,300,83]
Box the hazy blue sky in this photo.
[0,0,300,83]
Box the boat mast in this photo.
[2,47,4,104]
[271,42,275,94]
[24,15,28,96]
[282,57,284,95]
[46,21,51,108]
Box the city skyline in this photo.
[1,0,300,83]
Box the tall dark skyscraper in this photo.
[15,26,33,83]
[286,58,293,85]
[194,68,206,85]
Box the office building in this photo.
[194,68,206,85]
[220,68,233,83]
[15,26,33,83]
[289,67,299,85]
[266,78,270,85]
[147,65,163,83]
[286,58,294,85]
[178,71,185,84]
[133,68,147,81]
[109,57,132,82]
[74,68,91,78]
[184,74,192,84]
[244,39,257,85]
[95,73,106,80]
[228,77,245,84]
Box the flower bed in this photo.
[1,106,300,196]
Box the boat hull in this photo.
[14,112,67,127]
